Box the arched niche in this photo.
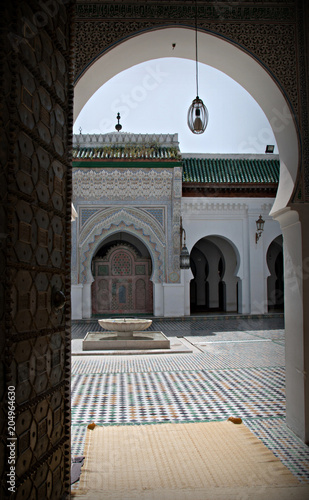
[78,207,165,284]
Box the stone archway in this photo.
[79,206,165,283]
[72,18,309,444]
[74,27,299,216]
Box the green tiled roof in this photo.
[72,146,180,160]
[182,158,279,184]
[72,147,279,186]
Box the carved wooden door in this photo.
[1,2,74,498]
[92,245,153,315]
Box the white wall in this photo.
[182,197,282,315]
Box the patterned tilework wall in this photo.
[143,208,165,230]
[81,208,99,227]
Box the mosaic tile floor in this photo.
[71,367,285,425]
[71,316,309,485]
[71,316,284,339]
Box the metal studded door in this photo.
[1,1,74,498]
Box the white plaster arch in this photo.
[266,235,284,311]
[261,216,283,282]
[79,207,166,284]
[263,223,282,255]
[185,223,244,281]
[190,234,240,312]
[74,27,299,213]
[207,235,240,279]
[191,235,241,281]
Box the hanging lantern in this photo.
[187,96,209,134]
[179,217,191,269]
[255,214,265,243]
[187,0,209,134]
[180,245,191,269]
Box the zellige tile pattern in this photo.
[71,316,309,484]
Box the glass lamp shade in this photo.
[180,245,191,269]
[187,97,209,134]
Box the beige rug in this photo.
[72,421,306,500]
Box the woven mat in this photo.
[72,421,303,500]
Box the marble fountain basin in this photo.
[82,318,170,351]
[98,318,152,337]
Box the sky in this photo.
[73,57,277,154]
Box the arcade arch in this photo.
[74,27,299,215]
[190,236,239,314]
[74,207,165,318]
[267,235,284,312]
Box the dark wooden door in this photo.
[92,245,153,315]
[1,2,74,498]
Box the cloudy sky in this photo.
[73,57,277,154]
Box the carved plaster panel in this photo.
[73,168,173,200]
[171,167,182,278]
[75,1,309,202]
[75,2,298,114]
[78,207,166,283]
[182,200,249,215]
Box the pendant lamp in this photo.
[187,0,209,134]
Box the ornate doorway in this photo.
[92,244,153,315]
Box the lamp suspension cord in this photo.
[195,0,199,97]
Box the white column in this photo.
[163,284,184,317]
[183,268,193,316]
[224,273,238,311]
[248,210,268,314]
[239,214,250,314]
[152,282,164,316]
[274,206,309,442]
[208,254,220,309]
[82,282,92,318]
[71,284,83,320]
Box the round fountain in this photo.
[82,317,170,351]
[98,318,152,338]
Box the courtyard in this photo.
[71,315,309,495]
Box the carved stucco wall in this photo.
[72,166,183,284]
[78,207,166,283]
[74,0,309,202]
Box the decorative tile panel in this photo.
[142,207,165,229]
[80,208,99,227]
